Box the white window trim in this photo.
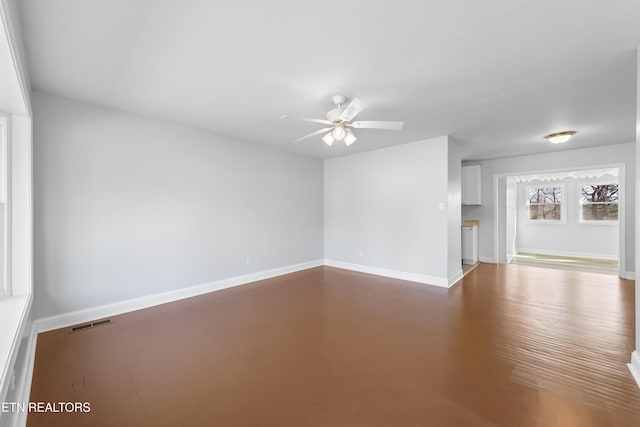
[1,1,36,416]
[525,184,566,224]
[0,115,7,298]
[577,181,619,225]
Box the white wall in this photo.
[324,136,462,286]
[505,177,517,262]
[32,91,324,319]
[515,177,619,259]
[635,47,640,359]
[462,142,635,275]
[447,139,462,280]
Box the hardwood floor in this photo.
[28,264,639,426]
[511,252,619,276]
[462,262,479,276]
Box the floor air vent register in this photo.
[70,319,112,333]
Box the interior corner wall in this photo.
[462,142,636,273]
[447,139,462,281]
[324,136,451,283]
[505,177,517,262]
[32,91,324,319]
[635,46,640,355]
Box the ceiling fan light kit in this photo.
[332,124,346,140]
[344,129,357,146]
[282,95,404,147]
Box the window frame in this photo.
[0,115,7,298]
[577,181,619,225]
[525,184,566,224]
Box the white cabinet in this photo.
[461,165,482,205]
[461,225,478,265]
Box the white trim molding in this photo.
[0,294,31,413]
[515,248,619,261]
[628,351,640,389]
[448,269,464,287]
[12,322,37,427]
[324,259,451,288]
[479,256,495,264]
[34,258,463,334]
[34,260,323,333]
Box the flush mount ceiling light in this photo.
[544,130,576,144]
[281,95,404,147]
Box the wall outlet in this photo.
[245,256,251,266]
[438,202,445,211]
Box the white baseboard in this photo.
[622,271,635,280]
[449,269,464,287]
[324,259,450,288]
[479,256,495,264]
[34,259,324,333]
[628,351,640,389]
[516,248,618,261]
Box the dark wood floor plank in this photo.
[28,264,640,426]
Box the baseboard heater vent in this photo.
[71,319,112,333]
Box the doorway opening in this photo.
[495,165,625,277]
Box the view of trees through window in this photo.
[528,186,562,220]
[580,184,618,221]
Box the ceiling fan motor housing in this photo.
[327,95,348,122]
[326,108,344,123]
[331,94,347,106]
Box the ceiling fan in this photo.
[281,95,404,146]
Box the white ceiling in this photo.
[17,0,640,160]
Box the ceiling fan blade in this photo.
[339,98,367,122]
[280,115,332,125]
[293,127,334,143]
[350,120,404,130]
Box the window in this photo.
[579,183,618,223]
[527,186,563,222]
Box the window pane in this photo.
[580,184,618,203]
[582,204,618,221]
[529,204,561,220]
[528,187,562,203]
